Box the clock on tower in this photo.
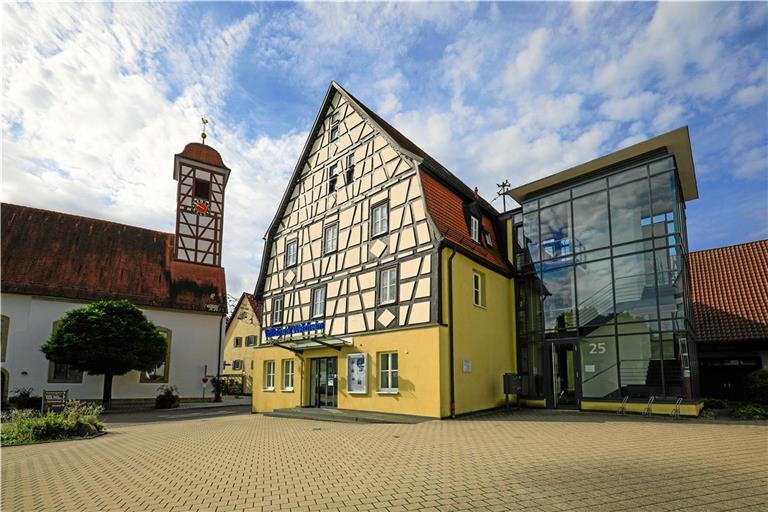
[172,142,230,266]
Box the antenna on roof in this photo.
[494,180,511,212]
[201,115,209,144]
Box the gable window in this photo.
[194,178,211,200]
[272,297,284,325]
[140,328,171,383]
[328,163,338,194]
[330,112,340,142]
[285,240,298,267]
[246,335,256,347]
[232,360,243,371]
[470,216,480,243]
[282,359,294,390]
[234,336,243,348]
[371,202,389,238]
[483,230,493,247]
[379,267,398,305]
[346,154,355,185]
[311,286,326,318]
[264,360,275,390]
[323,223,338,254]
[473,272,486,308]
[379,352,398,392]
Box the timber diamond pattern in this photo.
[377,309,395,328]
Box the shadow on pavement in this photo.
[101,405,251,427]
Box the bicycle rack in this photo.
[616,396,629,415]
[671,397,683,420]
[642,395,655,417]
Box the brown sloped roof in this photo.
[1,203,226,313]
[226,292,262,331]
[689,240,768,343]
[177,142,228,169]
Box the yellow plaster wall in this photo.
[222,302,261,393]
[252,325,444,417]
[440,251,517,416]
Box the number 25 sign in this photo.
[588,342,607,354]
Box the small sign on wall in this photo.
[463,359,472,373]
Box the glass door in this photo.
[551,342,580,408]
[311,357,337,408]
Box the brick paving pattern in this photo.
[2,410,767,511]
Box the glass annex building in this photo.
[507,127,700,412]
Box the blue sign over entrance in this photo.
[265,321,325,339]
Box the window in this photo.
[379,267,398,305]
[473,272,486,307]
[264,360,275,390]
[371,202,389,237]
[328,163,338,193]
[311,286,326,318]
[193,178,210,200]
[470,216,480,243]
[323,223,338,254]
[282,359,294,390]
[379,352,398,392]
[234,336,243,348]
[346,154,355,185]
[233,360,243,371]
[330,112,339,142]
[483,230,493,247]
[272,297,284,325]
[245,335,256,347]
[285,240,298,267]
[140,328,171,383]
[49,362,83,384]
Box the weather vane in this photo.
[201,115,209,144]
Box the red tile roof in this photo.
[689,240,768,343]
[177,143,228,169]
[420,170,509,272]
[1,203,226,313]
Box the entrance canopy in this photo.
[269,335,351,354]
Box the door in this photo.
[310,357,337,407]
[551,342,580,408]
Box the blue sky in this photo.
[3,2,767,300]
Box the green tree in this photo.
[41,300,167,409]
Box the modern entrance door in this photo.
[310,357,337,407]
[551,342,580,408]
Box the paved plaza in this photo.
[2,409,767,512]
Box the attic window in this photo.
[346,154,355,185]
[483,230,493,247]
[194,179,210,200]
[470,216,480,243]
[330,112,340,142]
[328,163,338,194]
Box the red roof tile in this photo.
[689,240,768,343]
[177,143,228,169]
[419,170,510,272]
[1,203,226,313]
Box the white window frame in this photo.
[379,267,398,305]
[330,112,340,142]
[379,352,399,393]
[328,163,338,193]
[282,359,294,390]
[272,297,284,325]
[285,239,298,267]
[311,286,326,319]
[371,202,389,237]
[473,272,485,308]
[245,335,256,347]
[233,360,243,371]
[323,223,338,255]
[346,154,355,185]
[484,230,493,247]
[470,216,480,243]
[264,360,275,390]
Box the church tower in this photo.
[172,141,230,266]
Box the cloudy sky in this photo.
[3,2,767,301]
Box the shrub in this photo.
[155,385,180,409]
[0,400,104,446]
[9,387,43,410]
[703,398,728,409]
[744,369,768,405]
[699,408,718,420]
[732,403,768,420]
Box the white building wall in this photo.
[1,293,222,400]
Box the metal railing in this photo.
[642,395,655,416]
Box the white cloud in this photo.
[503,28,549,87]
[599,92,659,122]
[732,82,768,109]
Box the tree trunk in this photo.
[102,373,113,409]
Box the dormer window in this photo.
[470,216,480,243]
[194,179,210,200]
[328,163,338,193]
[483,230,493,247]
[330,112,340,142]
[346,154,355,185]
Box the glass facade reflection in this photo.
[514,155,696,402]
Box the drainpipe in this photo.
[214,313,225,402]
[447,245,458,418]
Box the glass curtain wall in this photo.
[514,156,695,400]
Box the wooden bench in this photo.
[42,390,68,412]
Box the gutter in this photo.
[214,312,225,402]
[447,245,458,418]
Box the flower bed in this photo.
[1,401,105,446]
